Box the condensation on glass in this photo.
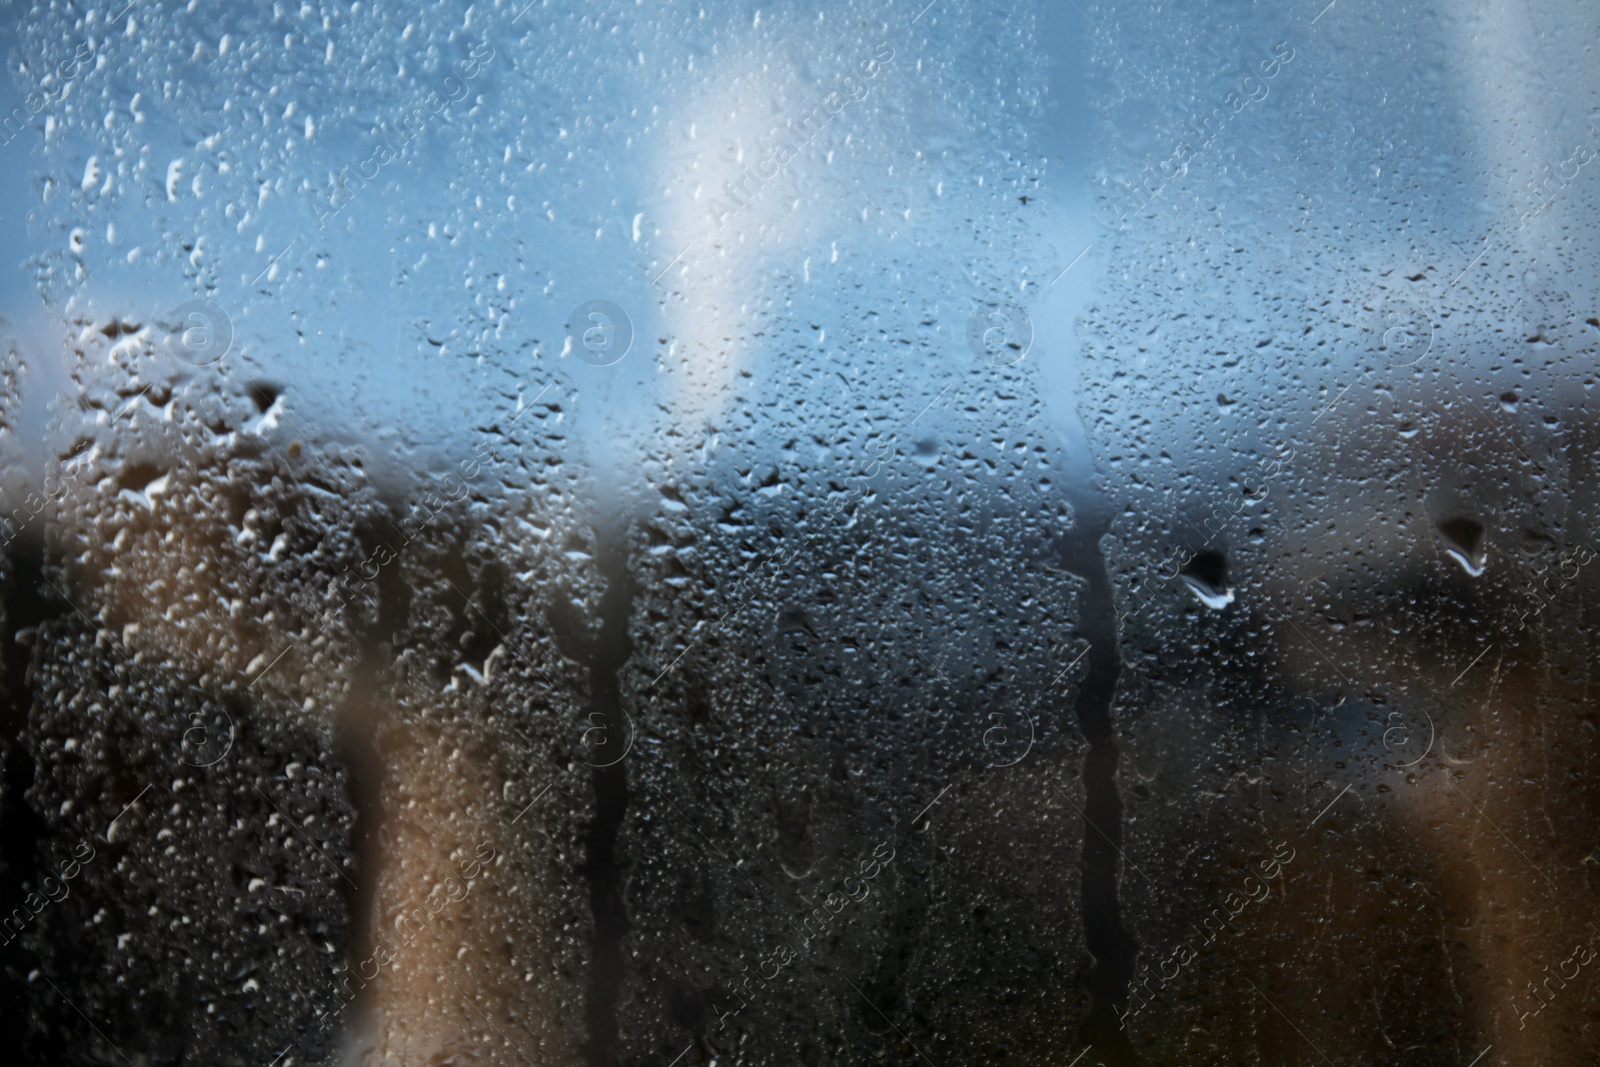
[1,1,1597,1065]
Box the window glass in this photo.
[2,1,1597,1065]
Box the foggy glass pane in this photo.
[2,1,1597,1065]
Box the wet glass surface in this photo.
[2,0,1599,1064]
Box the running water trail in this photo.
[580,522,637,1067]
[1056,401,1138,1066]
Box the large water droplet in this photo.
[1180,550,1234,609]
[1439,517,1487,576]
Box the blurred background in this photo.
[1,0,1598,1064]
